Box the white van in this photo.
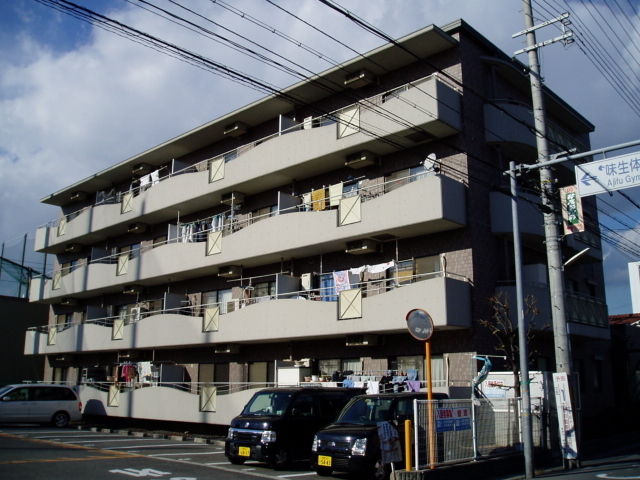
[0,384,82,427]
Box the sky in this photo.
[0,0,639,312]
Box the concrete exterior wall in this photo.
[31,176,467,302]
[35,77,461,253]
[79,383,257,425]
[26,275,471,355]
[629,262,640,314]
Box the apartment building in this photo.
[26,20,611,425]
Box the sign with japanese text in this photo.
[435,407,471,432]
[559,185,584,235]
[553,372,578,460]
[575,151,640,197]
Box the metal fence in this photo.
[413,398,544,469]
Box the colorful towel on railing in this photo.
[333,270,351,293]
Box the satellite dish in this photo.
[406,308,434,341]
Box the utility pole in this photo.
[519,0,574,378]
[509,160,534,480]
[512,0,579,471]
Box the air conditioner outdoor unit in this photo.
[64,243,82,254]
[69,191,87,202]
[345,334,378,346]
[214,344,240,354]
[345,151,377,169]
[301,273,313,291]
[127,222,148,234]
[223,121,248,137]
[132,163,152,176]
[220,191,245,206]
[218,265,242,278]
[345,239,378,255]
[122,284,143,295]
[344,69,376,89]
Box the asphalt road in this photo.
[529,455,640,480]
[2,426,638,480]
[0,426,324,480]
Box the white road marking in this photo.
[277,473,318,478]
[107,444,208,449]
[64,438,165,444]
[34,434,128,439]
[204,462,230,465]
[596,474,640,479]
[149,451,224,457]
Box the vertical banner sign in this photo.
[552,372,578,460]
[559,185,585,235]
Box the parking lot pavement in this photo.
[0,427,322,479]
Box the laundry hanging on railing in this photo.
[179,221,209,243]
[139,168,163,192]
[333,270,351,293]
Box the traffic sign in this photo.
[575,151,640,197]
[406,308,434,341]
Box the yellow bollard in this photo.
[404,419,413,471]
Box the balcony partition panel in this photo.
[35,76,461,254]
[31,175,466,302]
[25,274,471,355]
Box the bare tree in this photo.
[478,292,543,397]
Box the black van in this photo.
[311,392,448,479]
[225,387,364,467]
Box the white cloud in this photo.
[0,0,638,311]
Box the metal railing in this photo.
[39,169,438,279]
[27,270,468,336]
[38,74,438,231]
[413,397,545,469]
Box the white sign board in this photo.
[553,372,578,460]
[575,151,640,197]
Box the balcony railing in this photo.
[38,169,444,280]
[28,270,468,338]
[38,74,448,232]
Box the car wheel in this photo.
[315,466,333,477]
[228,455,246,465]
[52,411,70,428]
[269,449,289,470]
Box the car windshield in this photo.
[336,397,395,425]
[241,391,294,417]
[0,386,13,397]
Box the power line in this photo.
[33,0,638,268]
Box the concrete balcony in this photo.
[35,75,461,254]
[490,191,602,259]
[490,190,544,239]
[25,273,471,355]
[484,101,536,160]
[30,174,466,302]
[495,282,609,339]
[78,383,262,426]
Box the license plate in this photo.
[318,455,332,467]
[238,446,250,457]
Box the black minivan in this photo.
[225,387,364,467]
[311,392,448,479]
